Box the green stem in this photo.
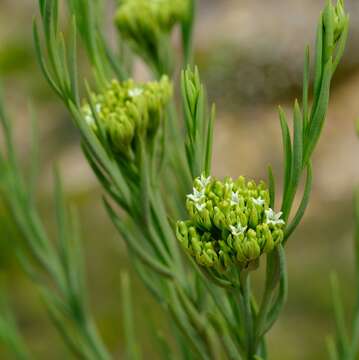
[254,288,273,348]
[240,272,255,359]
[81,318,111,360]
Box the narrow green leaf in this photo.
[103,198,174,279]
[133,258,166,304]
[289,100,303,198]
[332,16,350,74]
[181,0,196,65]
[175,284,205,334]
[284,162,313,243]
[267,165,275,209]
[33,21,63,100]
[204,104,215,176]
[312,13,324,103]
[278,107,292,212]
[330,272,350,355]
[302,46,310,129]
[41,288,90,359]
[304,60,332,165]
[121,272,142,360]
[263,245,287,335]
[0,290,30,360]
[68,17,79,106]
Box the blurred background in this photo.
[1,0,359,358]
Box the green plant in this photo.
[0,90,110,359]
[0,0,349,359]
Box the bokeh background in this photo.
[1,0,359,358]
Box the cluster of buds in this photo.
[82,76,172,156]
[176,175,285,272]
[115,0,189,71]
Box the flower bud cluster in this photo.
[115,0,188,68]
[176,175,285,272]
[116,0,188,35]
[82,76,172,155]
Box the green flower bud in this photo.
[176,220,189,248]
[219,241,232,272]
[81,76,172,156]
[115,0,189,71]
[176,174,285,273]
[322,0,348,64]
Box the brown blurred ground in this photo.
[1,0,359,359]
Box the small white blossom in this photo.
[187,188,205,202]
[85,115,95,126]
[129,88,143,97]
[252,196,265,206]
[195,203,206,212]
[231,191,240,206]
[198,174,211,189]
[229,223,247,236]
[265,209,285,226]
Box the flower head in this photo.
[176,175,285,272]
[115,0,189,70]
[82,76,172,155]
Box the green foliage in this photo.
[0,0,350,359]
[0,88,110,359]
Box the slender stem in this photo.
[254,287,273,347]
[240,272,255,359]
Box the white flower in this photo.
[252,196,265,206]
[231,191,240,206]
[265,208,285,226]
[85,115,95,126]
[197,174,211,189]
[95,103,101,113]
[229,223,247,236]
[187,188,205,202]
[129,88,143,97]
[195,203,206,212]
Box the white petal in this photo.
[129,88,143,97]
